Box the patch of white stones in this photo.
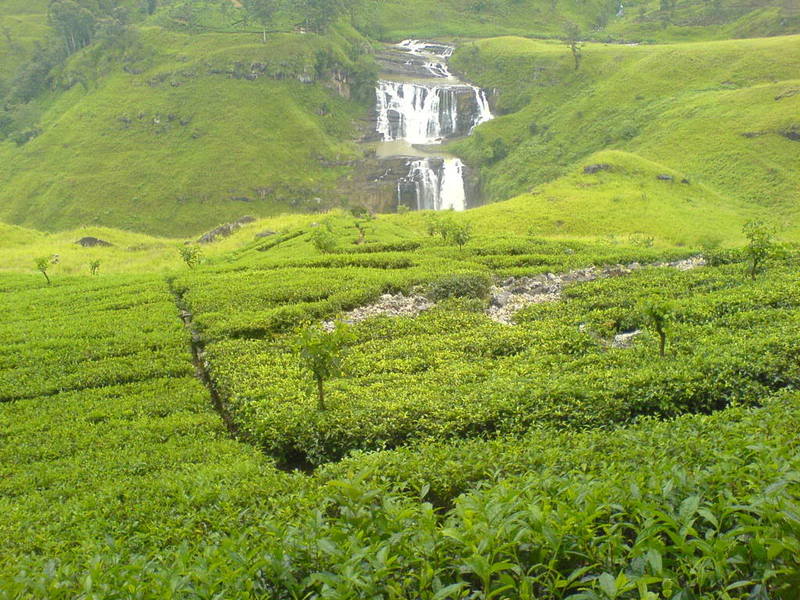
[323,293,433,331]
[323,256,707,330]
[488,256,706,324]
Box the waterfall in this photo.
[473,88,494,130]
[400,158,467,212]
[376,81,493,145]
[375,39,493,212]
[439,158,467,211]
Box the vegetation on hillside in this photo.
[1,213,799,595]
[1,0,799,596]
[450,35,800,240]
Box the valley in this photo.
[0,0,799,597]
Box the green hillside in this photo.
[370,0,800,40]
[0,25,374,236]
[450,34,800,241]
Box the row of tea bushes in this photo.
[5,393,798,597]
[205,263,800,465]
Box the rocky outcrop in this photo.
[584,164,612,174]
[75,237,112,248]
[488,257,706,324]
[323,293,433,330]
[612,330,643,349]
[320,257,707,330]
[197,216,256,244]
[780,127,799,141]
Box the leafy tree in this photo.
[295,322,352,411]
[743,220,776,280]
[178,245,202,269]
[89,259,101,276]
[441,220,473,250]
[48,0,96,55]
[641,298,673,358]
[311,227,337,253]
[303,0,347,33]
[563,22,582,71]
[243,0,278,42]
[35,256,52,285]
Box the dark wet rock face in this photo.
[76,237,113,247]
[781,128,800,141]
[198,216,256,244]
[583,164,612,174]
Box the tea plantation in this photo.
[1,212,799,598]
[1,0,799,596]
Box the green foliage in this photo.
[563,21,582,71]
[178,244,202,269]
[441,220,473,250]
[89,258,101,275]
[743,219,776,280]
[48,0,96,55]
[426,273,492,302]
[34,255,51,284]
[242,0,277,41]
[640,297,673,357]
[311,226,338,254]
[294,321,352,410]
[2,220,800,594]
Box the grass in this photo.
[449,34,800,242]
[0,214,320,275]
[368,0,799,41]
[0,25,370,236]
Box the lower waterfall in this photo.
[399,158,467,212]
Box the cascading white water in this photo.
[438,158,467,211]
[473,88,494,130]
[402,158,467,211]
[376,39,493,212]
[376,81,492,145]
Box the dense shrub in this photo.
[426,273,493,302]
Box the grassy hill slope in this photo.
[0,26,372,236]
[370,0,800,40]
[450,34,800,242]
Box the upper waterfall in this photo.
[376,81,494,145]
